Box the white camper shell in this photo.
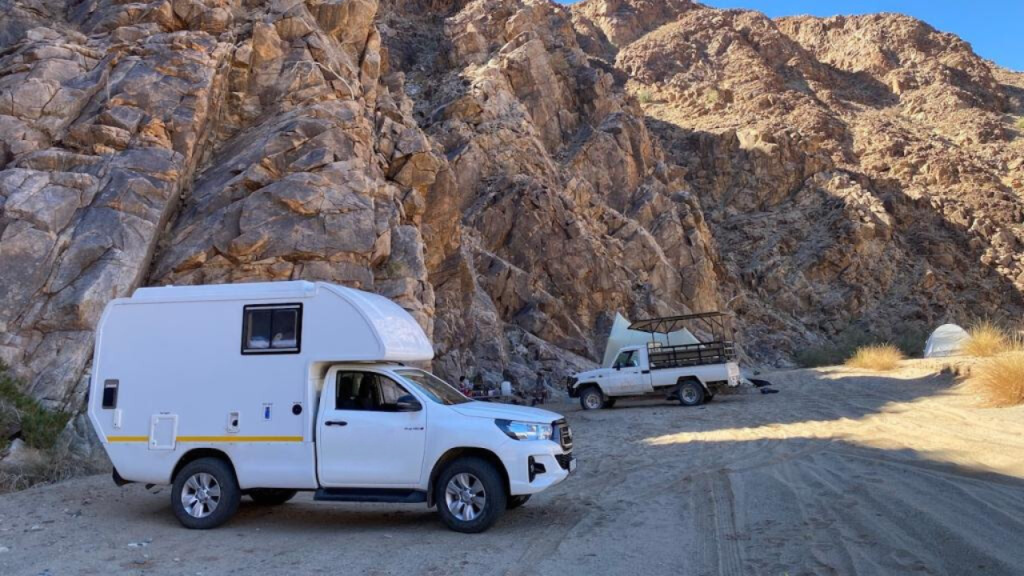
[88,281,574,533]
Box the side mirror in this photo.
[395,395,422,412]
[613,363,621,371]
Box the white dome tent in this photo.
[923,324,969,358]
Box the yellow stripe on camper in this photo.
[176,436,304,443]
[106,436,303,444]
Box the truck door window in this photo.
[615,351,637,368]
[335,372,412,412]
[241,303,302,354]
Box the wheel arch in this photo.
[676,375,710,392]
[426,447,510,508]
[171,448,238,484]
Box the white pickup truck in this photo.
[88,281,574,533]
[568,313,741,409]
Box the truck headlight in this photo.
[495,419,553,441]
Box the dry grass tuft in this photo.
[962,322,1016,357]
[972,351,1024,407]
[0,446,92,494]
[845,344,905,371]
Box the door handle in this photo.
[325,420,348,427]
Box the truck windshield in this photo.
[395,369,471,406]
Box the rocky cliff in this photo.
[575,0,1024,362]
[0,0,1022,415]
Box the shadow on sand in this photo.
[563,367,959,432]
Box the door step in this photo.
[314,488,427,504]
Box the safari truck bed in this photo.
[568,313,741,409]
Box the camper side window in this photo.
[242,303,302,354]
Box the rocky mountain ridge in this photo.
[0,0,1021,423]
[575,0,1024,362]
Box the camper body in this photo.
[569,313,740,409]
[88,281,574,533]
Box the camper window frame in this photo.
[241,302,303,355]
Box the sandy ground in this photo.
[2,359,1024,576]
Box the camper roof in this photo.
[129,281,434,362]
[132,281,319,302]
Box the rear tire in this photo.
[507,494,531,510]
[677,380,705,407]
[249,489,297,506]
[579,387,605,410]
[434,457,506,533]
[171,458,241,529]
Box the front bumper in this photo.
[501,419,576,496]
[566,377,579,398]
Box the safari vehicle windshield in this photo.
[395,369,471,406]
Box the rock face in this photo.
[574,0,1024,362]
[0,0,1022,411]
[380,0,721,384]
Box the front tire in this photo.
[579,387,605,410]
[434,457,506,533]
[249,489,297,506]
[171,458,241,529]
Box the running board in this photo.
[314,488,427,504]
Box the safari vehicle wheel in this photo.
[249,488,297,506]
[171,458,241,529]
[435,457,506,533]
[677,380,705,407]
[507,494,531,510]
[580,387,605,410]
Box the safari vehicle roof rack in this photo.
[628,312,733,340]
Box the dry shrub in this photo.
[0,445,92,494]
[845,344,905,371]
[972,352,1024,407]
[962,322,1016,357]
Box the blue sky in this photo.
[557,1,1023,71]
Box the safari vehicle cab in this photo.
[88,281,574,533]
[568,313,741,409]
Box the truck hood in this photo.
[451,401,563,423]
[574,367,610,381]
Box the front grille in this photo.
[554,419,572,451]
[555,452,573,471]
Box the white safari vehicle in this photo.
[88,281,574,533]
[568,313,741,409]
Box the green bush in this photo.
[638,90,653,104]
[0,363,71,450]
[1017,118,1024,131]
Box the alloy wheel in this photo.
[444,473,487,522]
[181,472,221,518]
